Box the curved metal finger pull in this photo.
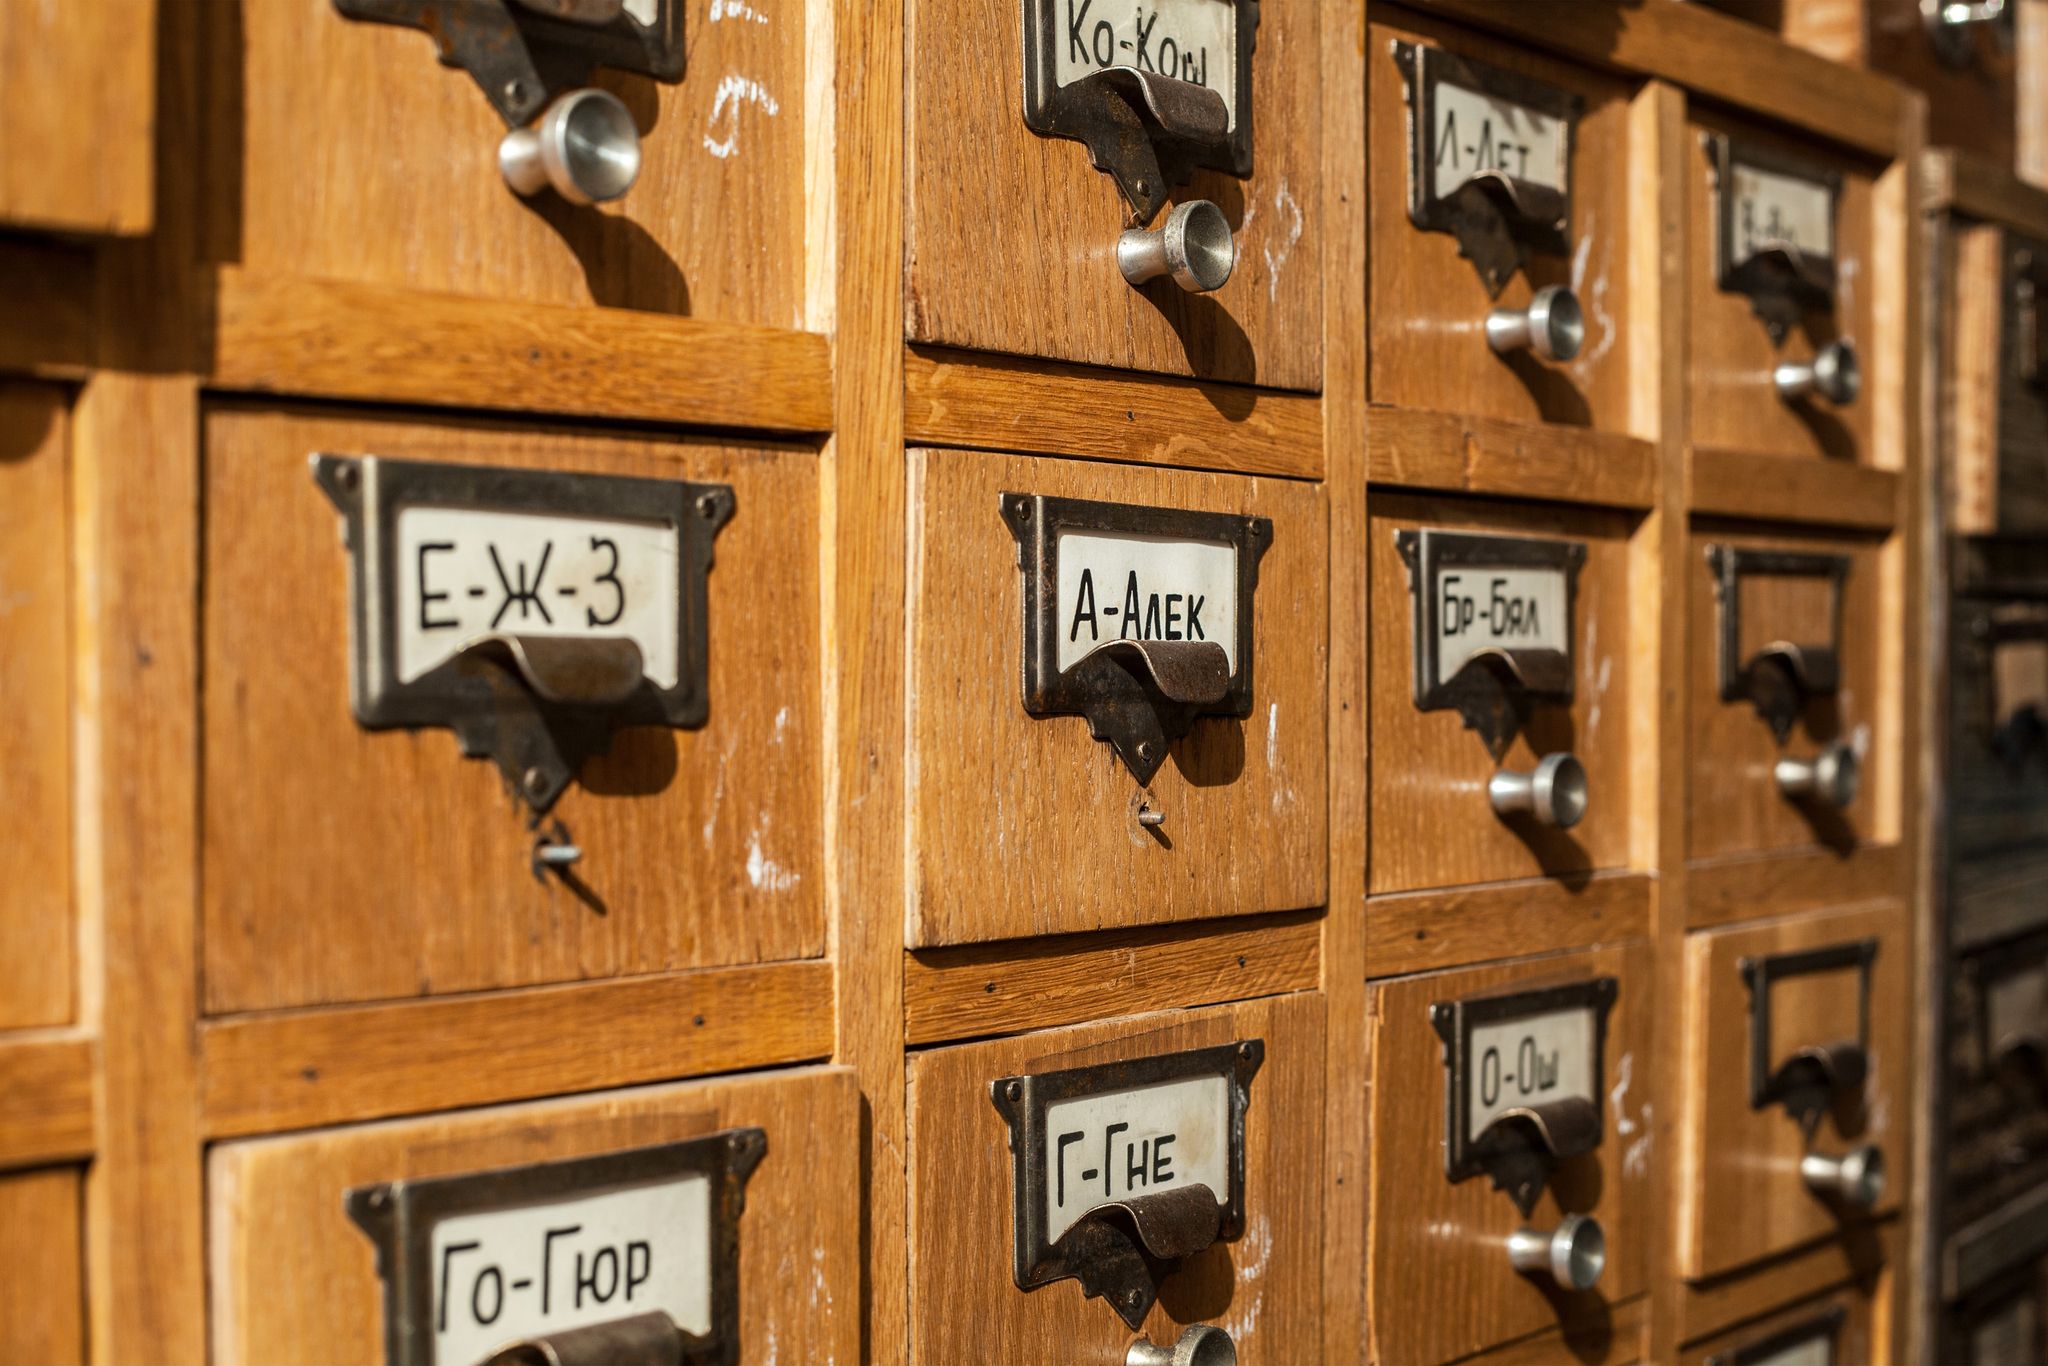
[1486,285,1585,363]
[1774,339,1861,406]
[1774,741,1860,809]
[1801,1143,1886,1208]
[1128,1324,1238,1366]
[500,88,643,204]
[1489,752,1588,829]
[1507,1213,1605,1291]
[1119,200,1237,294]
[484,1311,682,1366]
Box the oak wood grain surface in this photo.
[906,448,1327,946]
[1944,223,2004,534]
[0,1035,94,1170]
[0,382,73,1030]
[1366,942,1656,1365]
[1675,1219,1895,1346]
[906,994,1324,1366]
[1677,1280,1878,1363]
[1457,1295,1647,1366]
[1368,10,1641,437]
[1367,405,1661,510]
[1927,147,2048,242]
[1369,491,1640,895]
[903,0,1321,388]
[1676,900,1911,1281]
[201,403,824,1012]
[207,1066,859,1366]
[0,0,154,233]
[903,346,1325,479]
[1690,448,1902,532]
[1685,843,1903,931]
[0,1166,85,1366]
[1365,872,1652,979]
[213,0,808,325]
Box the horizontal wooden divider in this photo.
[1685,843,1904,930]
[1690,447,1902,531]
[0,1033,96,1170]
[1364,872,1654,980]
[1368,404,1660,509]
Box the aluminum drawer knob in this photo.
[1119,200,1237,294]
[1775,741,1860,809]
[1489,752,1589,829]
[1126,1324,1237,1366]
[500,88,643,205]
[1801,1143,1885,1208]
[1507,1214,1605,1291]
[1486,284,1585,362]
[1774,339,1860,405]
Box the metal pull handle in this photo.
[1119,200,1237,294]
[501,88,643,204]
[1489,752,1588,829]
[484,1310,683,1366]
[1801,1143,1885,1208]
[1773,339,1860,405]
[1774,741,1860,809]
[1506,1213,1605,1291]
[1126,1324,1238,1366]
[1486,284,1585,362]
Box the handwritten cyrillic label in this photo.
[1430,80,1568,200]
[1467,1007,1597,1144]
[1054,0,1238,130]
[1056,530,1238,675]
[1433,564,1570,687]
[1729,163,1833,267]
[1042,1074,1228,1244]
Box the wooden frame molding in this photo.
[1924,148,2048,241]
[1685,844,1905,930]
[1690,449,1903,532]
[1365,872,1654,980]
[1368,404,1660,509]
[0,1034,95,1170]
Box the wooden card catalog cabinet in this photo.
[1945,930,2048,1237]
[0,1168,85,1365]
[1678,900,1910,1280]
[1679,1288,1876,1366]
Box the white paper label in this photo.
[1988,963,2048,1053]
[1972,1297,2038,1366]
[1054,0,1238,131]
[1730,163,1834,266]
[394,505,680,689]
[1467,1007,1597,1145]
[1430,80,1568,200]
[1055,530,1238,676]
[1042,1074,1229,1245]
[428,1175,711,1366]
[1433,564,1570,686]
[1747,1336,1834,1366]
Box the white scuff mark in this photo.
[709,0,769,20]
[1611,1052,1636,1136]
[774,705,789,742]
[1623,1132,1652,1179]
[1865,1052,1888,1135]
[1259,179,1303,303]
[1266,702,1279,769]
[704,75,779,159]
[1568,213,1618,372]
[746,817,800,891]
[701,731,739,849]
[1220,1214,1271,1342]
[1851,720,1872,759]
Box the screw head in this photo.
[335,462,359,491]
[1006,1080,1023,1101]
[1239,1042,1256,1060]
[523,767,548,796]
[504,78,528,104]
[697,493,721,519]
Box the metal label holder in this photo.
[314,454,733,816]
[1707,545,1851,744]
[1393,41,1581,296]
[1741,939,1878,1126]
[1003,492,1271,785]
[988,1040,1263,1329]
[1397,527,1586,755]
[1430,977,1618,1216]
[1708,135,1842,343]
[1967,928,2048,1083]
[345,1129,766,1366]
[1704,1306,1845,1366]
[1020,0,1258,225]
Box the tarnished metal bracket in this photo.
[1003,492,1271,786]
[1021,0,1257,226]
[1707,135,1841,344]
[1394,41,1580,297]
[333,0,684,129]
[1397,528,1585,756]
[346,1129,766,1366]
[1704,1306,1845,1366]
[1741,939,1877,1130]
[314,454,732,817]
[1707,545,1850,744]
[988,1040,1263,1330]
[1431,977,1617,1217]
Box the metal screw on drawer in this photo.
[1507,1213,1605,1291]
[1773,339,1860,405]
[1486,284,1585,363]
[500,88,643,205]
[1775,742,1860,809]
[1801,1143,1885,1208]
[1126,1324,1238,1366]
[1489,752,1589,829]
[1118,200,1237,294]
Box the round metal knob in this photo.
[1126,1324,1238,1366]
[1801,1143,1885,1208]
[1775,741,1860,809]
[1486,284,1585,362]
[1773,339,1860,405]
[1118,200,1237,294]
[1506,1213,1605,1291]
[1923,0,2011,67]
[1488,752,1588,829]
[499,88,643,205]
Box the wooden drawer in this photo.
[1943,1193,2048,1364]
[209,0,808,326]
[906,993,1322,1366]
[1944,929,2048,1237]
[201,402,823,1013]
[1367,7,1641,435]
[1946,551,2048,874]
[903,0,1321,388]
[0,381,73,1031]
[1366,942,1654,1366]
[0,1165,84,1365]
[1368,492,1638,897]
[0,0,151,234]
[906,447,1326,947]
[1679,1282,1879,1366]
[1677,900,1911,1281]
[207,1066,857,1366]
[1948,227,2048,535]
[1687,522,1891,864]
[1686,106,1887,467]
